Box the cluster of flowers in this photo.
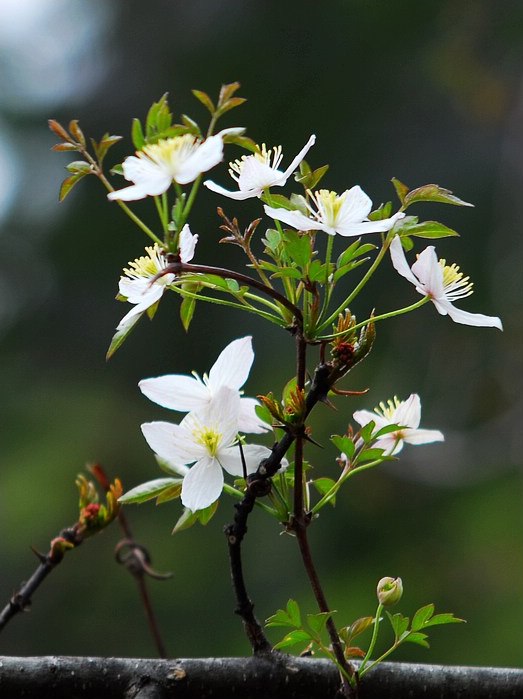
[107,127,501,512]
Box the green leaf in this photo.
[286,599,302,628]
[273,629,312,650]
[283,230,312,268]
[218,81,241,105]
[270,266,302,280]
[92,134,123,165]
[356,447,386,463]
[333,257,370,283]
[407,221,459,239]
[262,193,295,211]
[307,260,332,283]
[387,611,409,640]
[215,97,247,117]
[266,608,294,628]
[347,616,374,641]
[411,604,435,631]
[222,134,258,153]
[262,228,282,253]
[330,435,355,460]
[59,172,88,201]
[368,201,393,220]
[282,376,298,404]
[337,241,376,268]
[307,611,334,636]
[180,295,197,332]
[373,423,401,439]
[312,478,336,505]
[132,118,145,150]
[391,177,409,204]
[403,184,473,208]
[66,160,92,175]
[118,478,182,504]
[106,312,143,360]
[255,403,273,428]
[192,89,215,114]
[423,612,466,628]
[295,164,329,190]
[359,421,376,443]
[403,632,430,648]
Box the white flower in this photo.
[264,186,404,237]
[204,135,316,200]
[141,386,274,511]
[389,236,503,329]
[107,131,232,202]
[353,394,444,455]
[139,336,268,434]
[117,224,197,330]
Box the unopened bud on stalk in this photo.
[377,576,403,606]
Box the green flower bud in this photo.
[377,576,403,607]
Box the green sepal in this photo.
[106,312,143,360]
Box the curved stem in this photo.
[359,603,383,675]
[318,238,391,332]
[319,297,429,341]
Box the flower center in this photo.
[194,426,222,456]
[439,259,474,299]
[123,244,168,280]
[312,189,344,226]
[142,135,200,171]
[375,396,403,421]
[229,143,283,179]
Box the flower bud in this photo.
[377,576,403,606]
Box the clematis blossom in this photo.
[141,386,277,511]
[107,128,243,202]
[264,186,404,237]
[139,336,268,434]
[352,393,444,456]
[116,224,197,330]
[389,236,502,329]
[204,135,316,200]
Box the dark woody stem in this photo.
[291,334,357,697]
[161,260,304,328]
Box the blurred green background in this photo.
[1,0,522,668]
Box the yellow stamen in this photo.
[123,244,166,279]
[376,396,402,420]
[193,427,222,456]
[142,134,199,167]
[439,259,474,296]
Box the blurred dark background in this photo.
[1,0,522,667]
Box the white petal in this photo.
[238,157,282,191]
[282,134,316,179]
[218,444,271,477]
[176,135,224,184]
[389,236,420,287]
[141,421,201,471]
[263,205,326,232]
[403,428,445,446]
[443,301,503,329]
[339,185,373,222]
[203,179,259,200]
[117,285,164,329]
[139,374,209,412]
[411,246,443,297]
[374,434,404,455]
[208,336,254,391]
[197,386,241,447]
[108,155,171,200]
[179,224,198,262]
[352,409,388,431]
[393,394,421,429]
[336,211,405,237]
[238,397,269,434]
[181,456,224,511]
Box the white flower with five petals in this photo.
[141,386,275,511]
[352,394,444,456]
[389,236,502,329]
[107,129,243,202]
[117,224,197,330]
[204,135,316,200]
[139,336,268,434]
[264,186,404,237]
